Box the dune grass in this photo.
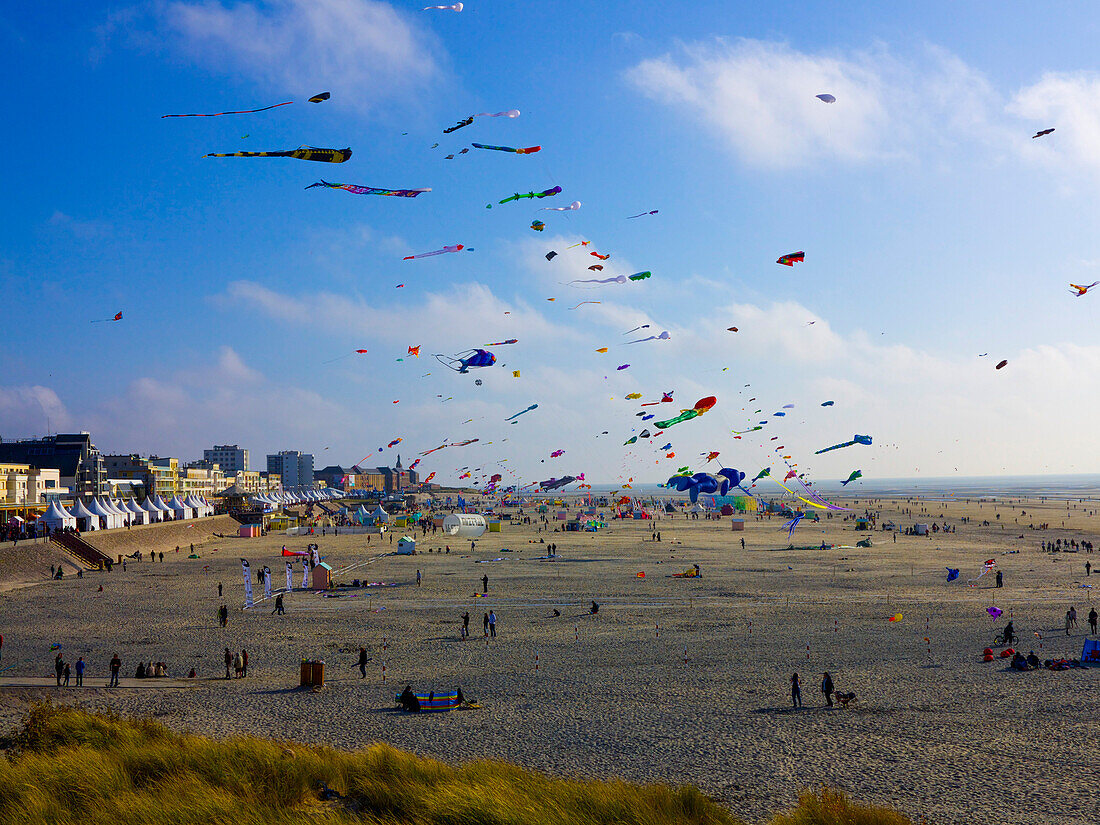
[0,702,917,825]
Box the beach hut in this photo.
[396,536,416,554]
[913,523,929,536]
[442,513,487,537]
[854,517,871,530]
[311,561,333,589]
[487,520,501,533]
[168,496,194,520]
[730,519,745,531]
[69,500,100,531]
[39,500,76,532]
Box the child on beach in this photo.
[790,673,802,708]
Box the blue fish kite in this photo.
[815,434,872,455]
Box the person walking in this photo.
[218,581,223,597]
[483,612,489,636]
[1089,608,1098,635]
[233,651,244,678]
[995,570,1003,588]
[109,653,121,688]
[75,657,84,687]
[54,652,64,687]
[219,604,228,627]
[1086,560,1091,577]
[242,649,249,678]
[790,673,802,708]
[1065,609,1073,636]
[462,611,470,639]
[488,610,497,638]
[416,569,422,587]
[224,647,232,679]
[358,646,369,678]
[63,662,70,687]
[481,574,488,594]
[821,672,834,707]
[272,594,284,615]
[1069,606,1078,629]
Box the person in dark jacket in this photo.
[821,672,834,706]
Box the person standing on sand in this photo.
[790,673,802,708]
[462,611,470,639]
[54,652,64,687]
[242,649,248,678]
[821,672,834,707]
[358,646,369,678]
[219,604,228,627]
[416,569,421,587]
[273,594,284,615]
[482,574,488,594]
[1086,560,1091,577]
[75,657,84,687]
[488,610,497,638]
[1089,608,1097,635]
[1069,606,1078,629]
[483,612,489,636]
[109,653,121,688]
[996,570,1003,588]
[233,651,243,678]
[1065,610,1073,636]
[224,647,232,679]
[63,661,70,687]
[218,582,223,597]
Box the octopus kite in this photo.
[307,181,430,197]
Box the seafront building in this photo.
[266,451,314,489]
[203,444,249,473]
[0,433,106,498]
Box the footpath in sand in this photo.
[0,496,1096,825]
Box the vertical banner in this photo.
[309,544,320,568]
[263,567,272,600]
[302,557,309,589]
[241,559,253,608]
[285,561,294,592]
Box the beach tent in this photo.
[124,498,149,525]
[664,502,677,513]
[168,496,193,520]
[913,523,929,536]
[39,500,76,532]
[89,498,124,530]
[371,505,391,524]
[141,497,164,522]
[688,502,707,514]
[153,495,174,520]
[69,499,100,531]
[105,498,132,526]
[396,536,416,554]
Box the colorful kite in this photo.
[969,560,997,583]
[1070,281,1099,296]
[306,181,430,197]
[490,186,561,207]
[387,439,402,448]
[418,438,479,456]
[588,265,604,271]
[162,91,328,117]
[530,220,545,231]
[781,513,805,540]
[625,393,642,399]
[471,143,541,154]
[840,470,863,486]
[404,244,465,260]
[987,606,1002,619]
[423,2,462,9]
[946,568,960,582]
[616,364,630,370]
[321,348,369,364]
[485,339,518,346]
[627,210,659,218]
[434,349,496,373]
[550,450,565,458]
[204,146,351,162]
[91,312,123,324]
[815,435,872,454]
[308,93,331,103]
[444,116,474,133]
[655,396,716,429]
[776,251,805,266]
[407,346,421,357]
[591,252,611,260]
[888,613,903,622]
[629,271,652,281]
[569,275,626,285]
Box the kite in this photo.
[624,436,637,445]
[969,559,997,583]
[727,327,738,332]
[569,275,627,285]
[423,2,462,9]
[655,396,716,429]
[996,360,1008,370]
[485,339,517,346]
[625,393,642,399]
[434,348,496,372]
[545,251,558,261]
[408,346,421,358]
[491,186,561,207]
[419,438,479,456]
[569,301,601,309]
[387,439,402,448]
[550,450,565,458]
[444,116,474,133]
[306,181,430,197]
[751,468,771,484]
[626,331,670,344]
[776,251,805,266]
[987,606,1002,619]
[1032,128,1054,138]
[588,265,604,271]
[840,470,862,486]
[471,143,541,154]
[888,613,903,622]
[815,434,872,454]
[512,370,520,377]
[530,221,545,231]
[781,513,805,540]
[783,470,798,481]
[591,252,611,260]
[616,364,630,370]
[821,401,834,406]
[946,568,960,582]
[539,201,582,211]
[91,312,123,323]
[204,146,351,163]
[409,459,421,470]
[704,451,720,463]
[641,414,654,421]
[661,443,672,450]
[624,325,650,335]
[321,348,369,364]
[627,210,658,218]
[477,110,521,118]
[1069,281,1099,296]
[404,244,465,260]
[596,347,609,353]
[629,271,652,281]
[505,404,537,421]
[163,93,327,117]
[816,94,836,103]
[540,475,580,490]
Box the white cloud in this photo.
[0,386,73,436]
[625,40,1000,169]
[158,0,442,107]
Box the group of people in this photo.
[53,652,84,687]
[790,672,853,708]
[1064,605,1098,635]
[224,647,249,678]
[458,610,497,638]
[135,661,168,678]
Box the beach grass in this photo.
[0,702,916,825]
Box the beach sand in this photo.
[0,495,1096,824]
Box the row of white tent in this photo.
[349,504,391,524]
[39,494,214,532]
[251,488,345,508]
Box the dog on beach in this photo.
[835,691,857,708]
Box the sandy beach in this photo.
[0,495,1096,825]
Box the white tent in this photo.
[90,498,124,530]
[105,498,132,526]
[141,497,163,522]
[69,499,100,531]
[183,494,206,516]
[153,495,174,520]
[371,505,391,524]
[124,497,150,525]
[39,500,76,532]
[168,496,193,519]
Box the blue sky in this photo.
[4,1,1100,488]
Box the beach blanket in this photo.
[395,690,462,712]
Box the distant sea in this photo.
[581,474,1100,501]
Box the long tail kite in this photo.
[163,93,329,117]
[627,210,659,218]
[568,276,627,285]
[477,110,520,118]
[506,404,538,421]
[91,312,123,324]
[814,434,872,454]
[205,146,351,163]
[306,181,430,197]
[539,201,581,211]
[471,143,541,154]
[491,186,561,207]
[404,244,465,260]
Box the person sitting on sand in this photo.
[590,601,599,615]
[1026,651,1040,670]
[1011,652,1028,671]
[135,662,146,679]
[399,685,420,712]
